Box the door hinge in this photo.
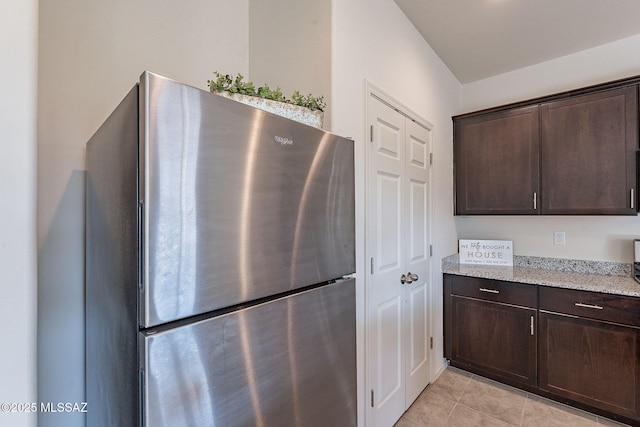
[370,257,374,274]
[371,390,375,407]
[430,337,433,349]
[430,152,433,165]
[370,125,374,142]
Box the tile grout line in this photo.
[466,373,526,427]
[436,369,631,427]
[445,370,474,423]
[460,372,476,403]
[519,393,529,427]
[456,401,522,427]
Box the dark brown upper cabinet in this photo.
[455,106,539,215]
[540,87,638,215]
[454,78,639,216]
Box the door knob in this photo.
[400,274,413,284]
[408,272,419,282]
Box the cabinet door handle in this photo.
[574,302,603,310]
[533,192,537,210]
[631,189,635,210]
[530,316,534,336]
[479,288,500,294]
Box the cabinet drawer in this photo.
[539,286,640,327]
[447,275,536,308]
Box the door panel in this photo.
[141,73,355,327]
[409,133,427,167]
[368,98,407,426]
[377,296,402,406]
[142,280,357,427]
[540,86,638,214]
[404,120,431,404]
[539,311,640,418]
[409,180,426,261]
[454,106,539,215]
[377,173,401,270]
[408,283,427,376]
[452,296,537,385]
[367,96,432,427]
[377,118,402,159]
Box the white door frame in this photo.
[363,80,435,426]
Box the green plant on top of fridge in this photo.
[207,71,326,112]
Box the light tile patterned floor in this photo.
[394,367,631,427]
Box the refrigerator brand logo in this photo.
[275,135,293,146]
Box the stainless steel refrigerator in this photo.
[86,72,356,427]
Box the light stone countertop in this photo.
[442,253,640,298]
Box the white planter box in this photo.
[214,92,324,129]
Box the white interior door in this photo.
[366,94,432,427]
[403,118,431,405]
[367,98,406,427]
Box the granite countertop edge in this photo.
[442,254,640,298]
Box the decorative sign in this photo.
[459,239,513,266]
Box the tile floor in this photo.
[394,367,631,427]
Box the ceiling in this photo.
[394,0,640,83]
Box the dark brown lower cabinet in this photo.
[451,296,537,386]
[444,274,640,425]
[539,311,640,421]
[444,274,537,388]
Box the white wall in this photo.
[458,35,640,263]
[0,2,38,427]
[37,2,249,426]
[331,0,461,423]
[462,34,640,112]
[249,0,332,128]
